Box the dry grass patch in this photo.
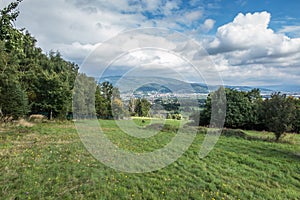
[16,119,34,127]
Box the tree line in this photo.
[2,1,299,143]
[0,1,155,122]
[72,74,152,119]
[0,0,79,120]
[192,87,300,140]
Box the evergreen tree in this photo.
[135,98,151,117]
[1,1,79,120]
[0,78,28,120]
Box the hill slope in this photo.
[98,76,273,94]
[0,121,299,199]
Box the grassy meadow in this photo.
[0,119,300,199]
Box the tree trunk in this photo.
[48,110,53,120]
[275,132,281,141]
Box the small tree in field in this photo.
[262,93,295,141]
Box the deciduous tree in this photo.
[261,93,295,141]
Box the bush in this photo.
[167,113,182,120]
[221,129,247,138]
[146,123,179,133]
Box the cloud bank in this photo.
[1,0,300,87]
[207,12,300,86]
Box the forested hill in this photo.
[99,76,274,94]
[99,76,209,94]
[0,0,79,120]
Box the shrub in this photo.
[221,129,247,138]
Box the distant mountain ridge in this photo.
[98,76,209,94]
[97,76,275,94]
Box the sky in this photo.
[1,0,300,90]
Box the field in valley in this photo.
[0,119,300,199]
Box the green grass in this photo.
[244,130,300,144]
[0,120,300,199]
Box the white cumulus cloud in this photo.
[205,11,300,86]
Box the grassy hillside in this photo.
[0,120,299,199]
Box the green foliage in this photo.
[73,73,97,119]
[246,88,264,129]
[0,0,24,54]
[261,93,295,141]
[134,98,151,117]
[292,98,300,133]
[225,89,253,128]
[95,81,115,119]
[195,88,300,141]
[198,88,263,129]
[30,52,78,119]
[129,98,152,117]
[0,40,28,120]
[95,85,105,117]
[73,78,125,120]
[111,88,126,119]
[93,81,125,119]
[0,79,28,120]
[0,1,79,120]
[128,97,136,116]
[153,97,180,114]
[198,87,227,127]
[98,81,113,118]
[166,113,182,120]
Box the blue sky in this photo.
[209,0,300,36]
[1,0,300,90]
[134,0,300,34]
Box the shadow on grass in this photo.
[146,123,179,133]
[228,139,300,161]
[189,125,299,145]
